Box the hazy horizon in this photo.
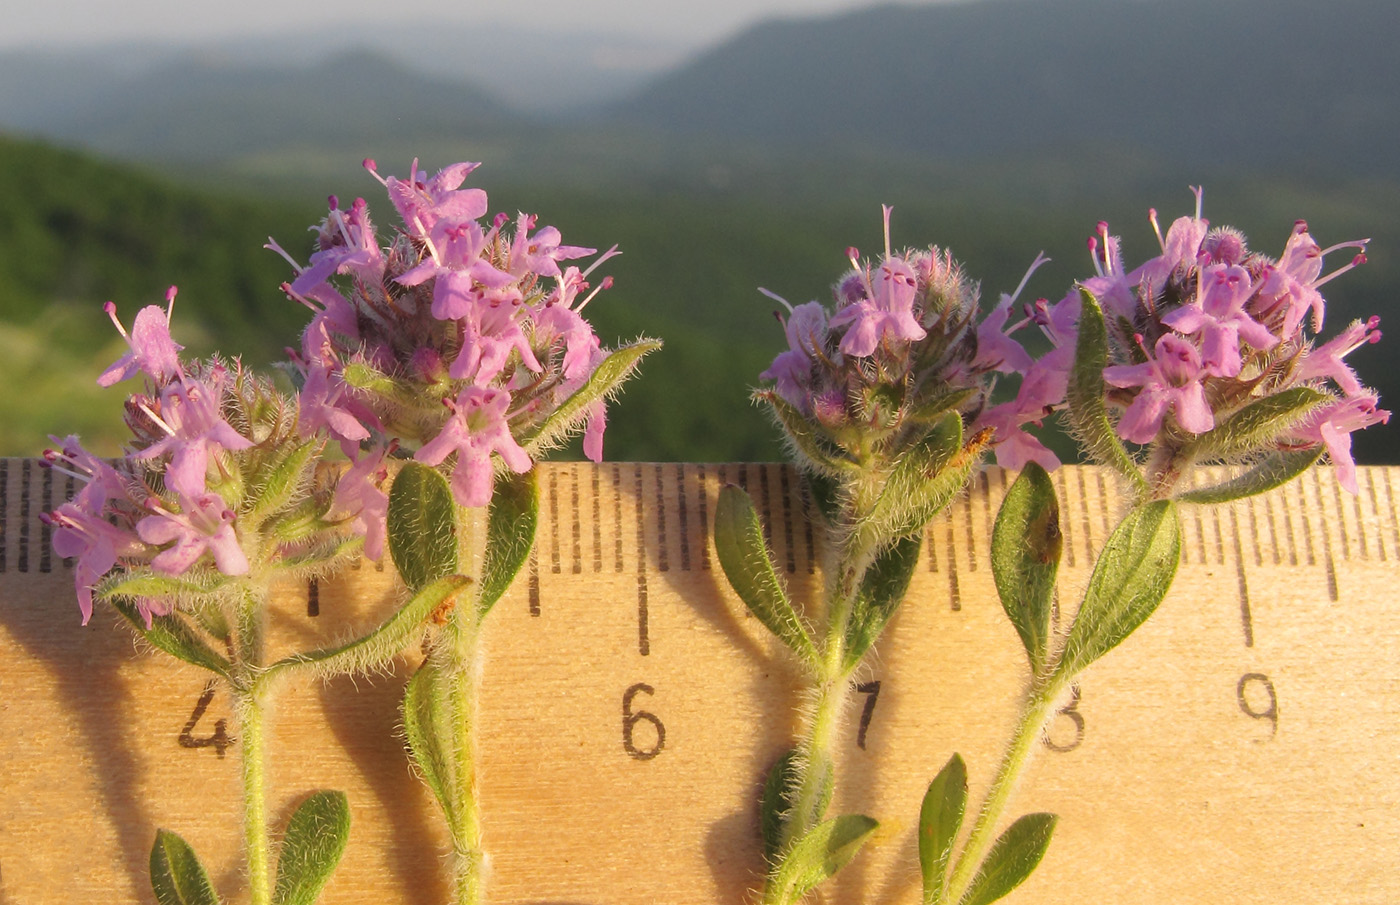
[3,0,975,51]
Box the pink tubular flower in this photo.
[830,256,925,357]
[134,370,254,497]
[416,386,532,508]
[330,445,391,562]
[376,158,488,235]
[97,289,184,386]
[1161,263,1277,377]
[1294,395,1391,494]
[137,492,249,577]
[1104,334,1215,443]
[1294,316,1381,398]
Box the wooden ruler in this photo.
[1,460,1397,904]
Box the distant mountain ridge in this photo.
[605,0,1400,175]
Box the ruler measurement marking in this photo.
[1349,476,1369,562]
[1230,504,1254,648]
[1246,497,1263,567]
[0,457,8,572]
[18,459,32,573]
[307,579,320,618]
[979,470,994,556]
[1211,504,1225,565]
[1327,472,1352,562]
[945,513,962,611]
[591,467,602,573]
[675,465,691,572]
[962,478,978,572]
[653,465,669,574]
[1366,470,1388,563]
[796,473,815,574]
[633,465,650,656]
[39,462,53,573]
[548,469,562,575]
[1054,469,1076,569]
[570,466,582,575]
[1078,470,1096,567]
[757,465,774,549]
[1294,475,1317,567]
[779,465,796,574]
[1382,469,1400,561]
[926,520,939,573]
[1278,482,1299,566]
[695,465,712,572]
[528,548,541,617]
[1309,470,1340,601]
[612,465,624,573]
[61,473,75,569]
[1096,470,1113,546]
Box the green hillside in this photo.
[3,134,1396,464]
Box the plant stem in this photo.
[764,547,869,905]
[941,676,1066,905]
[447,505,488,905]
[238,687,271,905]
[235,587,272,905]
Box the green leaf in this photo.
[263,574,471,681]
[1066,290,1149,494]
[906,386,980,425]
[959,813,1057,905]
[919,753,968,905]
[388,462,458,593]
[521,339,661,455]
[478,469,539,618]
[402,660,458,830]
[756,390,858,476]
[271,790,351,905]
[769,814,879,904]
[991,463,1062,676]
[245,438,319,529]
[1175,447,1323,505]
[858,413,984,550]
[1057,501,1181,679]
[1184,387,1329,463]
[150,829,220,905]
[111,600,231,677]
[760,750,800,867]
[714,485,818,667]
[842,532,921,672]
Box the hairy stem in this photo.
[448,506,488,905]
[234,587,272,905]
[764,544,871,905]
[941,676,1066,905]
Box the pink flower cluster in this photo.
[761,207,1042,461]
[271,159,619,507]
[1018,189,1387,490]
[43,291,381,625]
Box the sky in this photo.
[2,0,971,49]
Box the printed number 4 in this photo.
[179,680,232,757]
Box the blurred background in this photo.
[2,0,1395,463]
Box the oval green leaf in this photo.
[1067,290,1148,494]
[150,829,220,905]
[402,659,458,830]
[919,753,968,905]
[843,532,922,672]
[959,812,1057,905]
[714,484,817,667]
[479,469,539,617]
[388,462,458,593]
[112,599,231,677]
[991,462,1061,676]
[271,790,351,905]
[1175,446,1323,505]
[1057,500,1181,679]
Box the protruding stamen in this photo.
[1148,208,1164,251]
[882,205,894,260]
[758,286,795,314]
[1003,251,1051,306]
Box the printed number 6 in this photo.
[622,683,665,760]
